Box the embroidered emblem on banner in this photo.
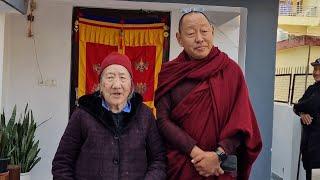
[136,82,147,95]
[135,59,149,72]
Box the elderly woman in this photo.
[294,58,320,180]
[52,52,166,180]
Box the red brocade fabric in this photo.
[85,43,157,102]
[155,47,262,180]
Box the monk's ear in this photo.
[176,32,183,47]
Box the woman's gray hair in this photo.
[127,83,135,100]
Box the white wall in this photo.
[0,13,5,111]
[272,103,306,180]
[2,1,245,179]
[3,1,73,180]
[169,10,182,60]
[169,10,241,62]
[213,16,240,61]
[276,46,320,73]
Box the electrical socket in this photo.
[38,79,57,87]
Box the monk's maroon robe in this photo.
[155,47,262,180]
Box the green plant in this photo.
[0,106,16,158]
[0,129,11,158]
[11,104,41,173]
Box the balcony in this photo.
[279,4,318,17]
[278,4,320,26]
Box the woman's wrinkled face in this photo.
[313,65,320,82]
[100,64,132,109]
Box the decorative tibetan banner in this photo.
[78,18,165,111]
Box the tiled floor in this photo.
[313,169,320,180]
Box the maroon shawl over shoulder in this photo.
[155,47,262,180]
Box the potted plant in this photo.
[0,106,16,178]
[0,129,11,179]
[11,104,41,180]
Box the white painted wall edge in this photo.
[0,13,5,110]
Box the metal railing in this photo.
[274,66,315,104]
[279,4,319,17]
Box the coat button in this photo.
[113,159,119,165]
[114,135,119,140]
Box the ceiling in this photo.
[0,0,241,27]
[0,0,20,14]
[55,0,242,27]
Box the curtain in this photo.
[78,17,165,111]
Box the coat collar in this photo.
[78,91,143,134]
